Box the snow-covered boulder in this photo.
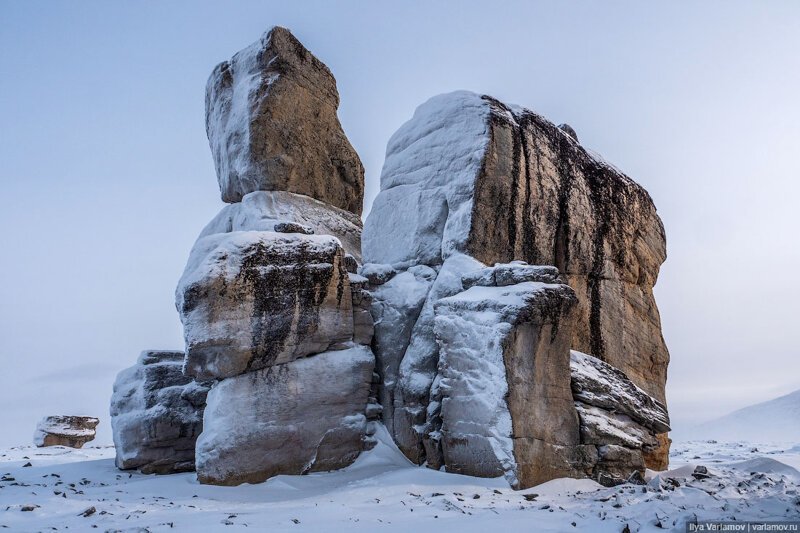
[110,350,210,474]
[176,231,355,380]
[34,416,99,449]
[570,351,671,480]
[206,26,364,214]
[195,346,374,485]
[198,190,364,262]
[364,90,671,468]
[433,274,589,488]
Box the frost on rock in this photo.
[196,346,374,486]
[176,231,354,380]
[199,190,363,262]
[368,264,437,434]
[206,27,364,213]
[110,350,210,474]
[362,91,490,268]
[434,273,588,489]
[364,89,672,471]
[34,416,99,449]
[390,253,485,464]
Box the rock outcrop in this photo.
[206,26,364,213]
[113,29,672,489]
[34,416,99,448]
[363,90,670,472]
[167,27,374,485]
[111,350,211,474]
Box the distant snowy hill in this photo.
[683,389,800,442]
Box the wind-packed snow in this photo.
[1,436,798,531]
[680,388,800,442]
[363,91,490,268]
[199,190,364,261]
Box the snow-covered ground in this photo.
[1,428,798,532]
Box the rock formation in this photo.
[363,90,671,480]
[34,416,98,448]
[111,350,210,474]
[112,28,671,490]
[206,26,364,213]
[175,27,374,485]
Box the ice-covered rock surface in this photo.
[176,231,354,380]
[33,416,99,449]
[363,91,489,268]
[199,190,363,262]
[196,346,374,485]
[434,279,584,488]
[206,27,364,213]
[1,438,797,531]
[110,350,210,474]
[390,253,485,463]
[364,89,671,468]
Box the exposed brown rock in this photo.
[176,232,354,380]
[206,27,364,213]
[34,416,99,449]
[434,273,585,488]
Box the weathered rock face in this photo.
[471,96,668,408]
[34,416,99,448]
[195,346,374,485]
[199,190,364,262]
[433,273,586,488]
[364,90,670,469]
[206,27,364,213]
[570,350,670,485]
[110,350,210,474]
[176,231,354,381]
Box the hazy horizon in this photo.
[1,1,799,446]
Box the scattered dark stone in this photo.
[523,493,539,501]
[557,123,579,142]
[692,466,711,480]
[22,462,31,468]
[274,222,314,235]
[80,507,96,517]
[627,470,646,485]
[344,254,358,274]
[20,505,38,512]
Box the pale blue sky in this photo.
[1,1,798,445]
